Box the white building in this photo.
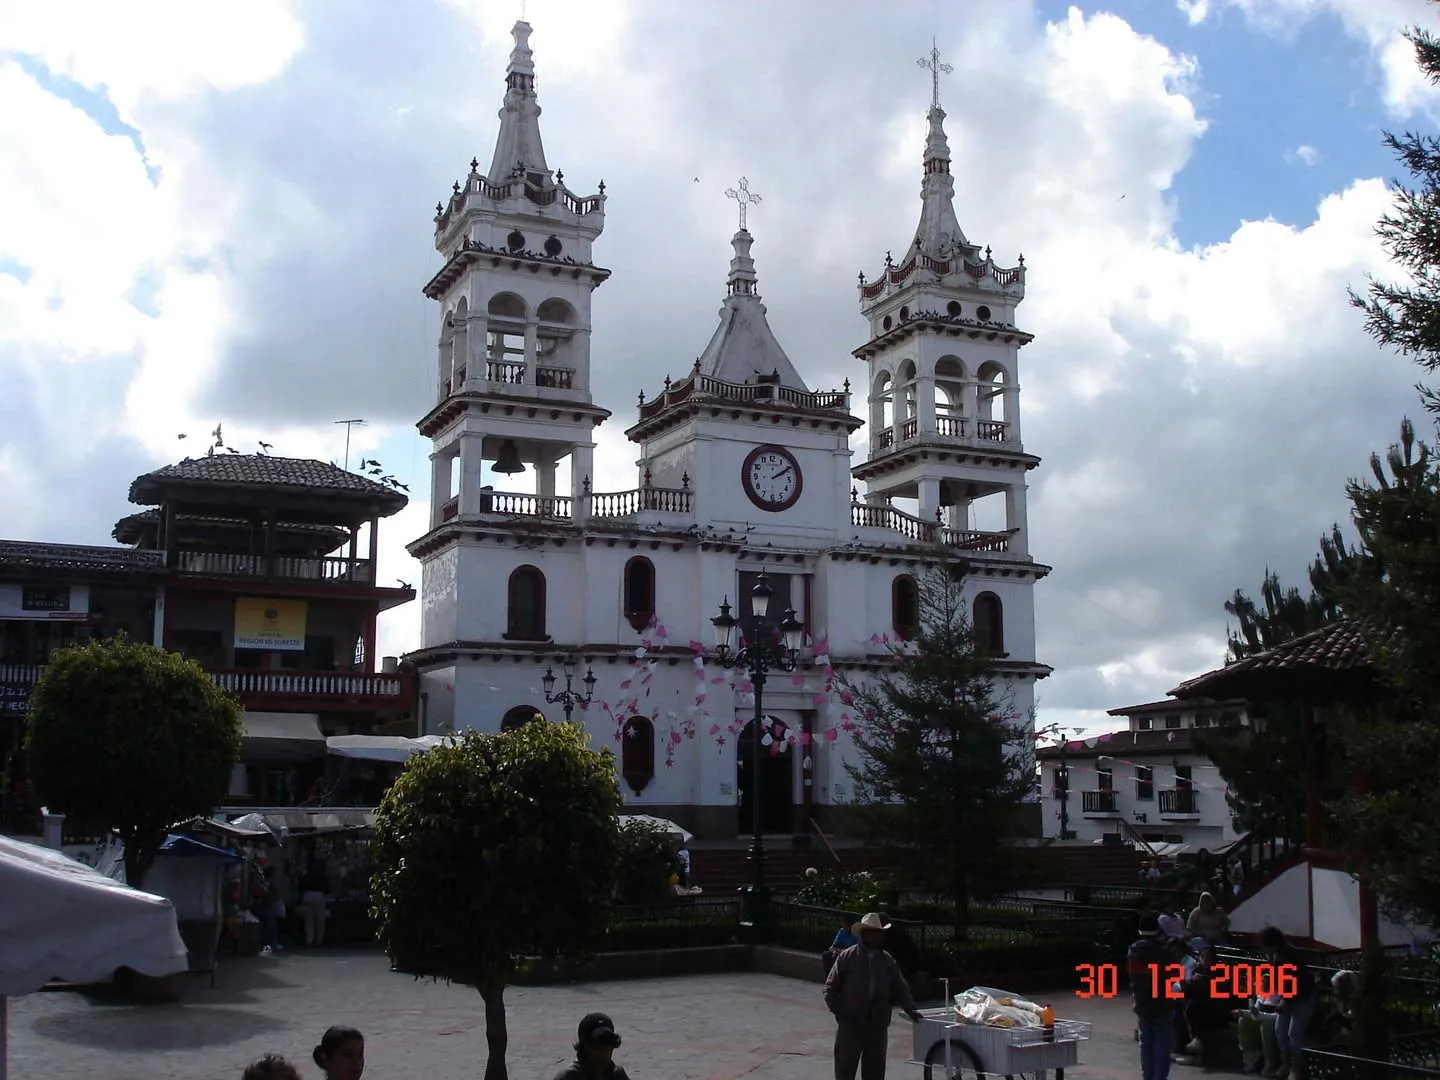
[405,22,1051,839]
[1037,698,1249,853]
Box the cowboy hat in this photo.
[851,912,891,935]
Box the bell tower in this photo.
[852,43,1037,553]
[418,19,611,528]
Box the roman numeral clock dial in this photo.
[741,445,803,512]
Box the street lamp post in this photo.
[542,657,597,723]
[711,569,805,931]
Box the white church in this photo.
[406,21,1051,839]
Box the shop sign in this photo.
[0,583,90,620]
[234,598,307,651]
[0,683,29,715]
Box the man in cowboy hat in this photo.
[823,912,923,1080]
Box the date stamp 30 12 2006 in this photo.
[1073,962,1301,1001]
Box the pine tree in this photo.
[841,561,1035,937]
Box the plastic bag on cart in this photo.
[953,986,1046,1028]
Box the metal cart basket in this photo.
[910,1008,1093,1080]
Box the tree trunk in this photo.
[950,726,967,939]
[479,977,509,1080]
[121,828,156,889]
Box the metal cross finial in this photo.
[917,37,953,109]
[724,177,762,231]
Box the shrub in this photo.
[795,868,897,912]
[614,819,677,904]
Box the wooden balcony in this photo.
[1,664,410,714]
[1159,788,1199,816]
[173,550,374,585]
[851,502,1013,552]
[1082,790,1119,815]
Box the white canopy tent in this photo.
[618,814,694,844]
[0,835,189,1079]
[326,733,460,763]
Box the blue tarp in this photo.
[157,834,239,860]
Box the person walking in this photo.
[1259,926,1317,1079]
[1128,912,1175,1080]
[300,862,330,948]
[552,1013,631,1080]
[823,912,923,1080]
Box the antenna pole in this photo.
[335,419,366,471]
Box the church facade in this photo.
[404,21,1051,839]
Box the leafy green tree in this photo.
[24,635,242,887]
[841,561,1034,936]
[614,818,678,903]
[370,721,623,1080]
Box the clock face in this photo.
[742,445,803,511]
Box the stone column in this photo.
[571,443,594,524]
[458,434,485,516]
[1003,384,1022,442]
[537,461,557,499]
[916,377,937,434]
[523,318,539,385]
[430,450,453,527]
[1005,481,1029,555]
[467,315,488,386]
[573,328,593,395]
[917,477,941,527]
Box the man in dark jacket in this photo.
[551,1013,631,1080]
[823,912,923,1080]
[1129,912,1175,1080]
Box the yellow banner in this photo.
[234,598,307,651]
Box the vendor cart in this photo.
[909,985,1091,1080]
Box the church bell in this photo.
[493,439,525,475]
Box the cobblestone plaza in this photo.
[6,950,1241,1080]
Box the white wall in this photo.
[1039,751,1238,847]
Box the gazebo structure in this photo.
[1169,618,1385,948]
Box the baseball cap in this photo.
[578,1013,621,1047]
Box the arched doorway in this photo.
[737,715,795,835]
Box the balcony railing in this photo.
[440,486,692,523]
[638,371,850,421]
[485,359,525,384]
[211,669,408,706]
[871,416,1015,454]
[1082,790,1119,814]
[1159,788,1199,815]
[589,486,693,516]
[173,551,374,585]
[851,503,1013,552]
[1,663,407,710]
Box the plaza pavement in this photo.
[7,949,1243,1080]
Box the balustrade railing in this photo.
[441,497,459,521]
[977,419,1010,441]
[876,430,895,451]
[535,366,573,389]
[174,551,374,584]
[590,487,692,516]
[1082,790,1119,814]
[638,372,850,420]
[481,492,573,518]
[1159,788,1199,815]
[873,415,1012,452]
[849,503,1012,552]
[486,359,526,384]
[936,415,967,437]
[211,669,405,699]
[900,418,917,441]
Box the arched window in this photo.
[620,716,655,794]
[973,592,1005,657]
[501,705,545,731]
[506,566,547,640]
[623,557,656,632]
[892,574,920,640]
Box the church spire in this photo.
[486,20,550,183]
[906,40,976,262]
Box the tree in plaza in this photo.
[1325,420,1440,929]
[841,560,1035,937]
[369,721,623,1080]
[24,635,242,888]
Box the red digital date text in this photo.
[1073,963,1299,1000]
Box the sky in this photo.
[2,0,1438,739]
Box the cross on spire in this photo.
[724,176,762,231]
[917,37,952,109]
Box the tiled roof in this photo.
[1105,695,1244,717]
[1036,727,1197,760]
[111,510,346,545]
[0,540,165,575]
[1168,619,1374,699]
[129,455,407,509]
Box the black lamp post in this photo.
[711,569,804,930]
[542,657,596,723]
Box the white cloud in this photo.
[0,1,1426,737]
[1180,0,1440,116]
[1286,143,1321,165]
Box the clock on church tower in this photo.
[742,444,802,511]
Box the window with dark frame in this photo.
[506,565,547,640]
[972,592,1005,656]
[501,705,543,730]
[892,574,920,639]
[622,557,656,633]
[620,716,656,794]
[1135,764,1154,800]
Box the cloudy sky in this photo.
[2,0,1436,737]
